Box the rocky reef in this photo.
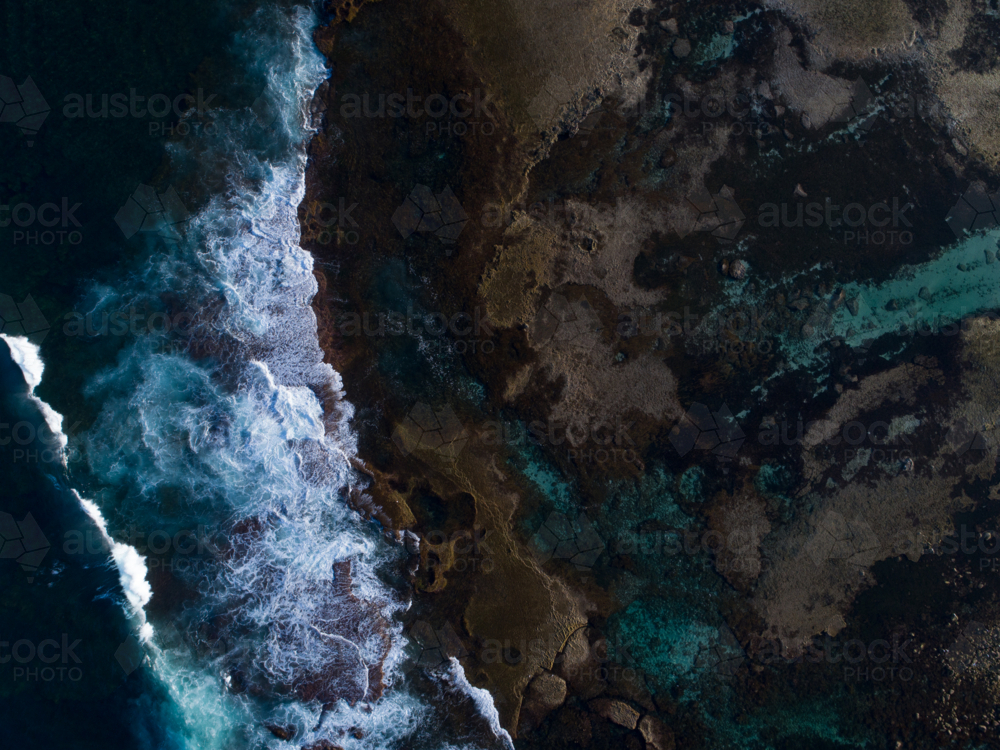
[303,0,1000,746]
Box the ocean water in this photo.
[0,2,510,749]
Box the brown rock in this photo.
[560,628,591,672]
[659,18,679,34]
[706,486,772,590]
[302,742,343,750]
[660,148,677,168]
[518,671,567,731]
[266,725,295,740]
[672,38,691,58]
[529,672,567,709]
[788,298,809,311]
[639,716,675,750]
[589,698,640,730]
[557,628,605,699]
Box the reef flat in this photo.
[304,0,1000,746]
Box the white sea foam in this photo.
[251,359,327,441]
[77,493,154,642]
[72,4,513,748]
[1,332,44,389]
[72,6,421,749]
[0,333,153,642]
[447,658,516,750]
[1,333,67,454]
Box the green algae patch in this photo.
[706,699,873,749]
[600,468,689,525]
[609,598,724,691]
[754,462,796,520]
[679,465,707,503]
[517,448,575,514]
[690,32,737,67]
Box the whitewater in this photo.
[1,3,512,749]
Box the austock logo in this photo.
[405,620,467,672]
[0,75,49,146]
[251,85,281,129]
[0,512,50,582]
[62,87,219,138]
[531,293,603,352]
[829,77,878,134]
[757,197,914,239]
[530,511,605,570]
[668,403,745,465]
[679,185,745,241]
[338,88,496,139]
[115,184,189,241]
[756,633,914,682]
[698,624,745,677]
[64,523,218,576]
[479,414,638,470]
[392,184,468,252]
[803,510,879,567]
[945,184,1000,239]
[943,417,990,457]
[0,294,49,343]
[301,198,360,247]
[1,199,84,245]
[0,417,78,466]
[409,527,495,576]
[114,634,149,677]
[392,403,470,462]
[1,634,84,683]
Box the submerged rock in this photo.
[518,672,567,731]
[266,725,296,740]
[639,715,675,750]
